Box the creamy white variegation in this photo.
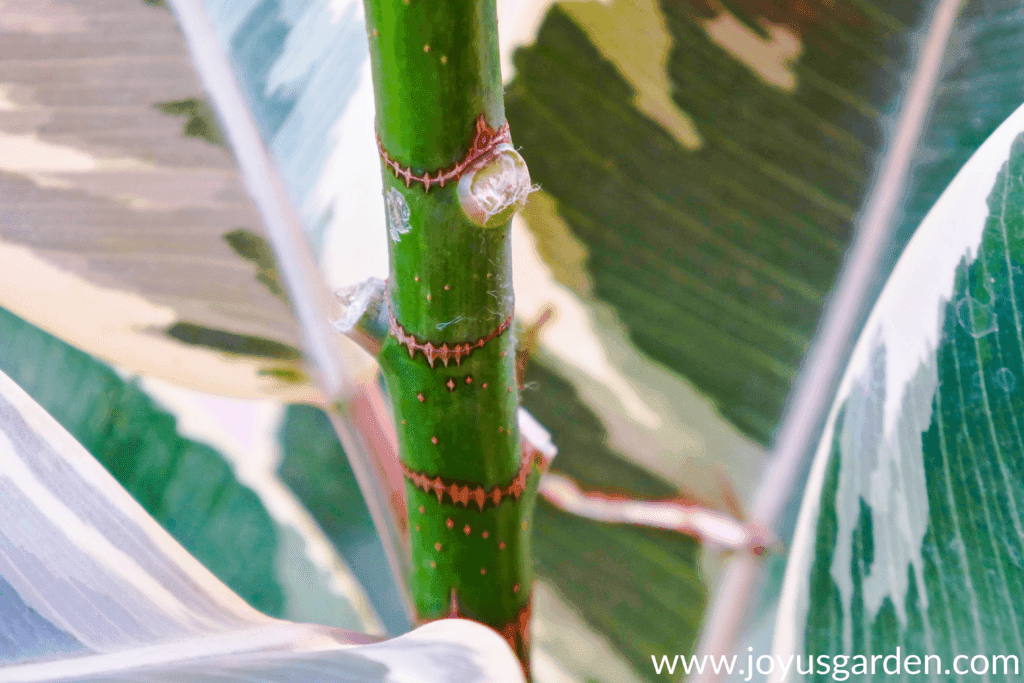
[168,0,410,615]
[0,368,524,683]
[0,0,324,401]
[771,103,1024,677]
[695,0,968,674]
[531,581,648,683]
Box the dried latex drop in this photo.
[457,143,532,228]
[385,187,411,242]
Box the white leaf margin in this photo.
[0,367,523,682]
[770,103,1024,675]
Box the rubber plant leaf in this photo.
[0,303,385,636]
[774,104,1024,679]
[0,0,371,401]
[0,364,523,683]
[696,0,1024,674]
[172,0,1024,678]
[0,0,409,616]
[238,0,1024,678]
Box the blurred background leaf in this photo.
[500,0,1024,676]
[0,0,406,634]
[0,363,524,681]
[877,0,1024,293]
[0,303,382,631]
[0,0,335,401]
[7,0,1024,680]
[522,362,707,679]
[503,0,922,458]
[277,402,410,635]
[776,104,1024,682]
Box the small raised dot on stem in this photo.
[465,376,473,384]
[430,561,437,568]
[414,276,420,282]
[431,436,439,445]
[482,531,489,539]
[417,393,425,402]
[480,568,487,575]
[440,55,447,64]
[521,521,528,530]
[482,382,488,388]
[446,519,454,529]
[499,541,506,550]
[435,542,442,551]
[513,584,520,593]
[415,525,420,532]
[426,293,432,301]
[419,505,425,514]
[444,285,450,290]
[463,524,472,535]
[423,44,430,52]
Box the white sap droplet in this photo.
[956,296,998,338]
[458,144,532,228]
[385,187,411,242]
[995,367,1016,393]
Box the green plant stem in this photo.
[361,0,537,671]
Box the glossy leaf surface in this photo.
[776,106,1024,680]
[0,305,373,629]
[190,0,1024,678]
[0,362,524,682]
[703,0,1024,672]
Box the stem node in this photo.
[458,144,533,228]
